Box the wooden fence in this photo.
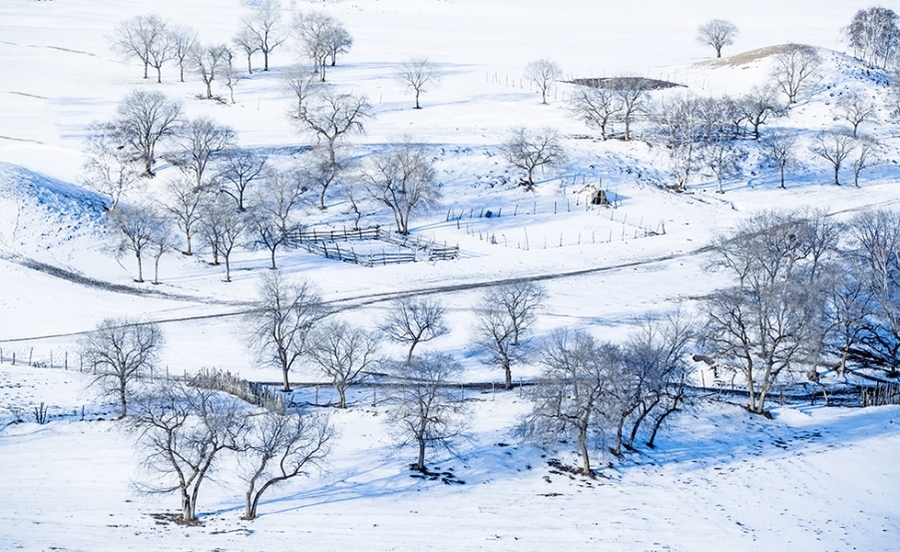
[287,225,459,266]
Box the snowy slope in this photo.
[1,0,900,550]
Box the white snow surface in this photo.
[1,0,899,550]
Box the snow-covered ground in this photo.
[2,0,900,549]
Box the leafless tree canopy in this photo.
[362,140,441,235]
[293,11,352,81]
[113,14,170,80]
[380,297,449,363]
[296,89,371,166]
[524,58,562,105]
[81,317,163,418]
[397,57,440,109]
[569,87,620,140]
[519,330,621,474]
[241,0,287,71]
[240,409,332,520]
[500,127,566,190]
[696,19,739,58]
[386,353,468,472]
[190,44,231,100]
[837,92,876,138]
[845,7,899,69]
[763,131,798,189]
[308,321,380,408]
[810,130,856,186]
[474,281,544,390]
[217,148,268,212]
[702,211,837,415]
[245,272,325,392]
[770,44,820,104]
[168,24,198,83]
[80,122,142,210]
[108,203,168,283]
[196,195,248,282]
[739,85,784,140]
[114,90,183,176]
[130,382,247,522]
[170,117,236,188]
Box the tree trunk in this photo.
[504,361,512,390]
[247,56,253,74]
[263,50,269,71]
[579,431,591,475]
[834,165,841,186]
[180,490,194,522]
[143,61,149,79]
[416,437,426,472]
[224,254,231,282]
[156,67,162,84]
[205,81,213,100]
[269,246,277,270]
[337,386,346,409]
[415,89,421,109]
[118,385,127,419]
[779,165,786,189]
[282,367,291,392]
[135,252,144,283]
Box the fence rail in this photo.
[287,225,459,266]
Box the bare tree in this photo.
[298,148,344,210]
[241,0,287,72]
[624,314,694,449]
[651,93,703,190]
[380,297,449,363]
[293,11,347,81]
[702,212,837,415]
[362,140,440,235]
[519,329,619,475]
[197,196,248,282]
[308,321,380,408]
[254,168,307,239]
[837,92,876,138]
[473,283,542,390]
[610,79,648,141]
[81,317,163,418]
[386,353,468,472]
[80,122,142,210]
[696,19,739,58]
[852,135,878,187]
[217,148,268,212]
[569,86,620,140]
[500,127,566,190]
[397,57,440,109]
[240,409,332,520]
[699,135,742,194]
[297,90,371,166]
[739,85,784,140]
[246,169,307,269]
[233,27,261,74]
[221,50,241,105]
[168,24,198,83]
[811,130,856,186]
[524,58,562,105]
[170,117,236,188]
[113,14,169,80]
[325,22,353,67]
[190,43,231,100]
[163,175,210,255]
[845,7,900,69]
[108,203,165,283]
[283,63,319,119]
[130,382,246,522]
[770,44,820,104]
[246,272,324,392]
[763,131,797,189]
[485,281,544,347]
[114,90,182,176]
[147,214,176,285]
[841,210,900,376]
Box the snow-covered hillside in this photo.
[1,0,899,550]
